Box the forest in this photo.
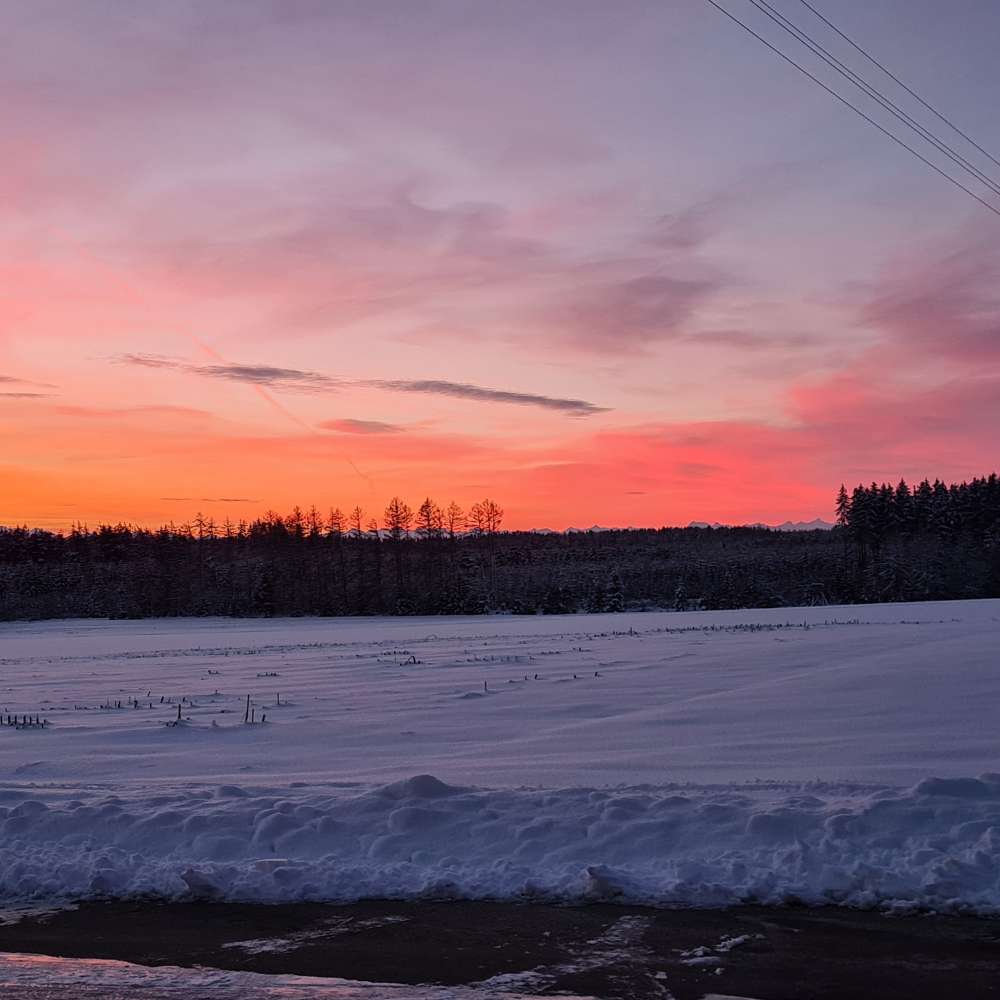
[1,476,998,620]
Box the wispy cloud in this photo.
[160,497,260,503]
[369,379,609,416]
[690,329,816,350]
[321,418,404,434]
[0,375,56,387]
[198,364,337,391]
[116,354,177,370]
[118,355,608,416]
[0,374,57,396]
[56,404,211,419]
[118,355,337,391]
[862,237,1000,365]
[544,273,721,353]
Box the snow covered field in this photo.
[1,601,999,913]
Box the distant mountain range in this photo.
[768,518,835,532]
[689,518,835,532]
[530,525,643,535]
[529,519,835,534]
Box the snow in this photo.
[0,952,587,999]
[674,934,762,978]
[222,915,410,955]
[687,519,833,531]
[475,913,653,994]
[1,601,999,912]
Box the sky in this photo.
[2,0,999,531]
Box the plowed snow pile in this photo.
[2,602,999,912]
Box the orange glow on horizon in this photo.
[3,4,999,532]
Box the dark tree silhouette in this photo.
[1,476,998,620]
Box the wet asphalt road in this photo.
[0,900,998,999]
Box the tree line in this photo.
[828,474,1000,604]
[836,475,1000,549]
[1,477,998,621]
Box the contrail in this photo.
[185,335,372,489]
[187,336,311,429]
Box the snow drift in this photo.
[3,603,1000,914]
[3,772,1000,914]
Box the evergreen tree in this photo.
[893,479,914,534]
[835,484,851,528]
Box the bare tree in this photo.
[384,497,413,542]
[482,499,503,535]
[326,508,345,538]
[306,505,323,539]
[383,498,412,604]
[327,507,348,611]
[367,515,383,611]
[469,499,503,537]
[286,506,305,539]
[468,499,503,607]
[445,501,465,540]
[349,506,365,540]
[416,497,443,540]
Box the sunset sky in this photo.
[3,0,999,531]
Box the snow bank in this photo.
[3,772,1000,914]
[3,604,999,914]
[0,951,568,999]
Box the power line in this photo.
[704,0,1000,219]
[797,0,1000,173]
[746,0,1000,199]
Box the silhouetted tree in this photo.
[3,475,999,620]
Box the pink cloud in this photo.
[543,273,722,352]
[862,237,1000,365]
[320,418,404,435]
